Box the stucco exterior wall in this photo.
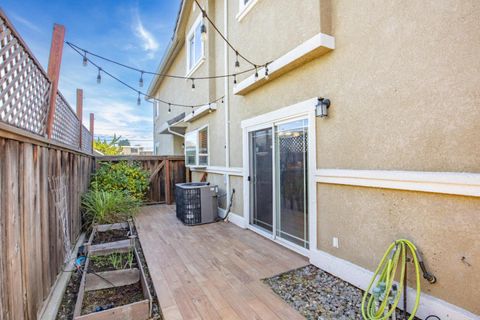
[317,183,480,314]
[151,0,480,315]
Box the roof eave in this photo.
[146,0,191,97]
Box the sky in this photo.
[1,0,181,149]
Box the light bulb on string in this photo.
[191,106,195,115]
[139,72,144,87]
[191,79,196,91]
[235,52,240,69]
[137,91,141,106]
[82,51,88,66]
[201,9,207,41]
[96,68,102,84]
[168,103,172,113]
[254,66,259,79]
[208,103,212,113]
[265,64,269,80]
[233,74,237,85]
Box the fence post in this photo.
[45,24,66,138]
[89,113,94,151]
[76,89,83,149]
[165,160,171,204]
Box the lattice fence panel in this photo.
[0,16,51,135]
[81,125,92,154]
[51,93,80,147]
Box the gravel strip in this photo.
[263,264,418,320]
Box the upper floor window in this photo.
[185,125,209,167]
[186,15,205,75]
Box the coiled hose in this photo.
[361,239,436,320]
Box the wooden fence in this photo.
[0,127,94,320]
[0,9,95,320]
[97,155,189,204]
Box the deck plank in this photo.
[135,205,307,320]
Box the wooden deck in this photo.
[135,205,308,320]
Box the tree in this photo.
[118,138,131,146]
[93,134,122,155]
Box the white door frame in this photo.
[241,98,318,257]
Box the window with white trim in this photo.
[186,15,205,74]
[184,126,209,167]
[238,0,259,20]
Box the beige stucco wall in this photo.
[152,0,480,314]
[317,183,480,314]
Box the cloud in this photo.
[133,10,159,58]
[84,97,153,149]
[10,12,42,33]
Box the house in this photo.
[120,145,153,156]
[147,0,480,318]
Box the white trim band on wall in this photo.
[191,166,243,176]
[316,169,480,197]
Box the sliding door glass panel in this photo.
[250,128,273,233]
[275,119,309,248]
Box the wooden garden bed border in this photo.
[73,241,152,320]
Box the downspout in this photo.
[224,0,230,168]
[223,0,232,216]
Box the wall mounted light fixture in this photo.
[316,97,331,118]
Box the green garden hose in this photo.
[361,239,426,320]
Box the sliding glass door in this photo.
[250,128,273,233]
[249,118,309,250]
[275,119,309,248]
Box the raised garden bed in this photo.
[86,221,135,255]
[73,241,152,320]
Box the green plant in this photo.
[125,250,134,269]
[93,134,122,155]
[108,253,123,270]
[81,190,140,226]
[91,162,149,200]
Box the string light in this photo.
[191,106,195,115]
[96,68,101,84]
[265,64,269,80]
[139,72,144,87]
[233,75,237,85]
[201,8,208,41]
[254,66,259,79]
[82,51,88,66]
[67,42,261,81]
[191,78,195,91]
[137,91,141,106]
[208,103,212,113]
[168,103,171,113]
[235,52,240,69]
[68,43,224,109]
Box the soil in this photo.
[56,271,82,320]
[81,282,145,315]
[56,224,163,320]
[88,251,138,273]
[92,228,130,245]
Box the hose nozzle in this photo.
[416,251,437,284]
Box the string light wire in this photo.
[67,42,224,108]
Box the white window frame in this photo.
[185,14,205,77]
[184,125,209,167]
[237,0,260,22]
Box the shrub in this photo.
[91,162,149,200]
[81,190,141,226]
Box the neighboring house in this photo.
[120,146,152,156]
[147,0,480,318]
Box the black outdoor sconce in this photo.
[315,97,331,118]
